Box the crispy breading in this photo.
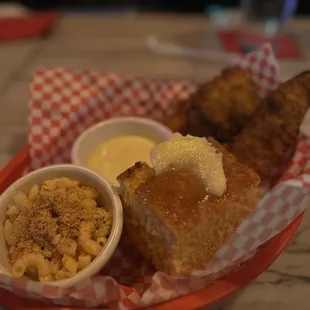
[164,100,189,134]
[187,104,232,140]
[165,110,188,134]
[188,67,260,141]
[230,71,310,180]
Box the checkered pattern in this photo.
[29,69,196,171]
[202,184,308,273]
[1,43,310,309]
[239,43,280,97]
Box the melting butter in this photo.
[88,135,154,184]
[151,133,226,197]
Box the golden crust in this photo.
[230,71,310,180]
[136,138,259,234]
[164,111,188,134]
[117,139,260,274]
[164,100,189,134]
[188,67,260,141]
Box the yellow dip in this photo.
[87,135,155,183]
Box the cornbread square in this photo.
[117,138,260,275]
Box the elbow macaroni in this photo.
[13,191,31,211]
[95,224,111,238]
[6,205,20,224]
[12,253,53,282]
[79,222,103,256]
[78,254,92,270]
[6,204,20,216]
[81,199,97,210]
[4,220,17,246]
[28,184,39,201]
[96,237,107,247]
[3,177,112,283]
[62,255,78,275]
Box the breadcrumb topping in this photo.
[7,177,112,268]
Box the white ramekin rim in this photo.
[71,116,173,167]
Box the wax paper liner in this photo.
[0,43,309,309]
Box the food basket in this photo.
[0,147,303,309]
[0,44,308,309]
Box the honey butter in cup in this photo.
[71,117,173,184]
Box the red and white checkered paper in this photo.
[1,43,310,309]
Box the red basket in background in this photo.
[0,12,57,42]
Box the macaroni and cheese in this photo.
[3,177,112,282]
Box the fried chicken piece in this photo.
[164,101,189,134]
[189,67,260,141]
[165,105,220,138]
[230,71,310,180]
[187,104,233,141]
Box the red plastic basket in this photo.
[0,12,57,42]
[0,146,303,310]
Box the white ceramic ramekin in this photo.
[0,164,123,288]
[71,116,173,173]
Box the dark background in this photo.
[2,0,310,15]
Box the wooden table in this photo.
[0,12,309,310]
